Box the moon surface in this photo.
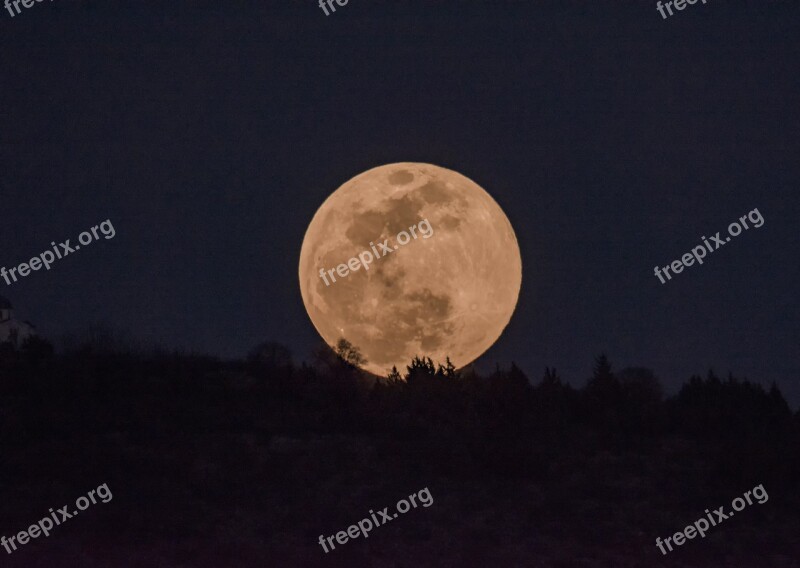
[298,163,522,376]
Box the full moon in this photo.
[299,163,522,376]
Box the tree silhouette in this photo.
[540,366,562,389]
[386,365,403,383]
[405,356,438,384]
[335,338,367,369]
[436,357,458,380]
[506,362,529,389]
[589,353,614,385]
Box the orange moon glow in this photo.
[298,163,522,376]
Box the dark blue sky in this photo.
[1,1,798,404]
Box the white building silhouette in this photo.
[0,295,36,347]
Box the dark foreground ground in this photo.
[1,345,799,567]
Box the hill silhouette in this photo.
[0,336,798,566]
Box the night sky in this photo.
[1,1,798,404]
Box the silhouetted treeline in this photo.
[1,336,798,565]
[2,337,797,481]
